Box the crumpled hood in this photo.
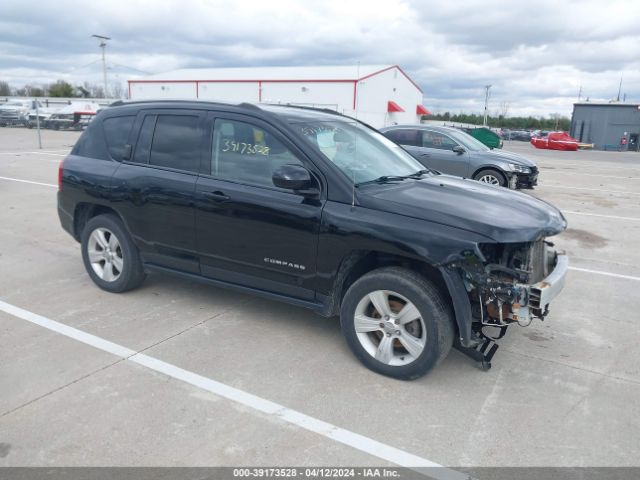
[358,174,566,243]
[473,149,537,167]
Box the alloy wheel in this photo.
[354,290,426,366]
[87,227,123,282]
[478,174,501,185]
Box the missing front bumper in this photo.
[528,252,569,313]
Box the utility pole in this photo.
[35,101,42,149]
[616,74,623,102]
[483,85,492,126]
[92,34,111,98]
[577,85,582,101]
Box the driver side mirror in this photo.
[272,164,319,196]
[452,145,465,154]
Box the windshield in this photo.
[445,129,490,152]
[294,120,427,184]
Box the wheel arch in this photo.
[471,165,508,180]
[321,250,480,347]
[73,203,126,241]
[323,250,451,315]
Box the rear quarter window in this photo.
[103,115,135,160]
[72,119,109,160]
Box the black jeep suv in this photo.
[58,100,568,380]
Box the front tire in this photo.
[340,267,455,380]
[474,169,506,187]
[81,214,145,293]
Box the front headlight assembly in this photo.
[508,163,531,174]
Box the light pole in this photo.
[92,34,111,98]
[483,85,492,126]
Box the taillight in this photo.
[58,158,65,191]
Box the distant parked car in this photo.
[44,102,99,130]
[504,130,532,142]
[0,99,50,127]
[531,131,578,151]
[380,125,538,189]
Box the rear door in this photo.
[111,109,206,273]
[194,113,324,300]
[384,128,436,169]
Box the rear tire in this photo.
[81,214,145,293]
[474,169,506,187]
[340,267,455,380]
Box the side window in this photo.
[132,115,156,164]
[211,119,302,188]
[385,129,420,146]
[103,115,135,161]
[148,115,201,173]
[73,119,109,160]
[422,131,458,150]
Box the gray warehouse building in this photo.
[570,102,640,151]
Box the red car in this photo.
[531,131,578,151]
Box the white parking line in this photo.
[563,210,640,222]
[0,151,68,156]
[0,176,56,188]
[542,171,640,180]
[0,299,465,479]
[0,156,60,164]
[569,267,640,281]
[538,162,640,171]
[537,185,640,196]
[31,151,67,157]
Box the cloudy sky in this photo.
[1,0,638,116]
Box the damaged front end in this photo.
[440,239,568,369]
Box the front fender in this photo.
[439,266,477,347]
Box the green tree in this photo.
[48,80,75,97]
[0,81,11,96]
[424,112,571,131]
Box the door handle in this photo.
[418,152,430,157]
[203,190,229,202]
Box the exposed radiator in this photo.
[528,239,547,284]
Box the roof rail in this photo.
[261,102,343,117]
[237,102,263,111]
[105,99,358,124]
[107,99,246,108]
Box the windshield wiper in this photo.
[355,169,431,187]
[355,175,408,187]
[406,169,431,178]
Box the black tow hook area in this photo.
[453,325,508,370]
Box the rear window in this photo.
[385,129,420,147]
[148,115,201,173]
[103,115,135,160]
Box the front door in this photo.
[418,130,470,177]
[195,113,324,300]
